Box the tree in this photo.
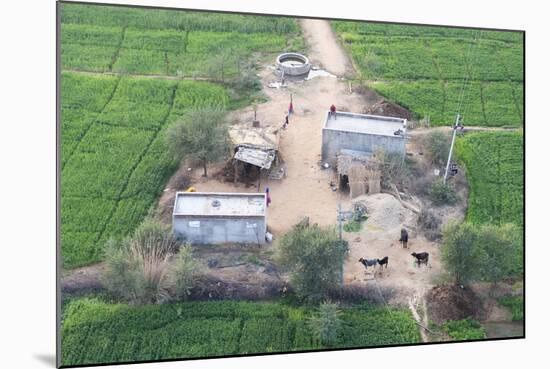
[441,221,523,286]
[166,108,230,177]
[308,301,342,347]
[277,223,348,302]
[441,221,484,285]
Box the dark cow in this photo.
[411,252,429,267]
[377,256,389,269]
[359,257,378,271]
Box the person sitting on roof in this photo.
[329,104,337,119]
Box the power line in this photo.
[443,30,481,184]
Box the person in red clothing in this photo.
[329,104,337,119]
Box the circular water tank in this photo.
[276,52,311,76]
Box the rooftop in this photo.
[173,192,266,217]
[324,111,407,137]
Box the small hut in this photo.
[228,123,282,182]
[336,149,381,198]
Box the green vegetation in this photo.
[499,296,524,321]
[61,3,301,77]
[333,21,523,126]
[429,179,458,205]
[308,302,342,347]
[166,108,230,177]
[102,220,200,304]
[441,221,523,285]
[422,131,452,166]
[443,318,486,341]
[61,298,420,366]
[343,220,362,232]
[60,2,303,268]
[455,131,524,227]
[277,224,348,302]
[60,73,228,268]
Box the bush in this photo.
[277,223,348,303]
[417,208,442,240]
[441,221,523,285]
[343,220,362,233]
[443,318,486,341]
[103,220,182,304]
[170,244,201,300]
[429,179,458,205]
[378,150,407,188]
[498,296,524,321]
[308,302,342,347]
[423,131,451,166]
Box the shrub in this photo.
[170,244,201,300]
[429,179,458,205]
[441,221,484,285]
[441,221,523,286]
[102,220,181,304]
[443,318,486,340]
[378,150,407,189]
[277,223,348,302]
[417,208,442,241]
[308,302,342,347]
[343,220,362,233]
[423,131,451,166]
[498,295,524,321]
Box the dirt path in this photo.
[300,19,354,77]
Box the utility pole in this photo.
[337,203,353,286]
[443,114,460,184]
[337,203,344,285]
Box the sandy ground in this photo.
[342,194,442,303]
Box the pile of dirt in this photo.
[357,193,414,229]
[363,99,412,120]
[426,285,484,324]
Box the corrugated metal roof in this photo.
[173,192,266,217]
[234,147,276,169]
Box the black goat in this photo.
[377,256,389,269]
[359,257,378,270]
[411,252,429,267]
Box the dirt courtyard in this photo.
[342,193,442,303]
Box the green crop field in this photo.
[61,298,420,366]
[60,3,302,268]
[61,3,302,77]
[61,72,229,268]
[455,131,524,227]
[333,21,523,126]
